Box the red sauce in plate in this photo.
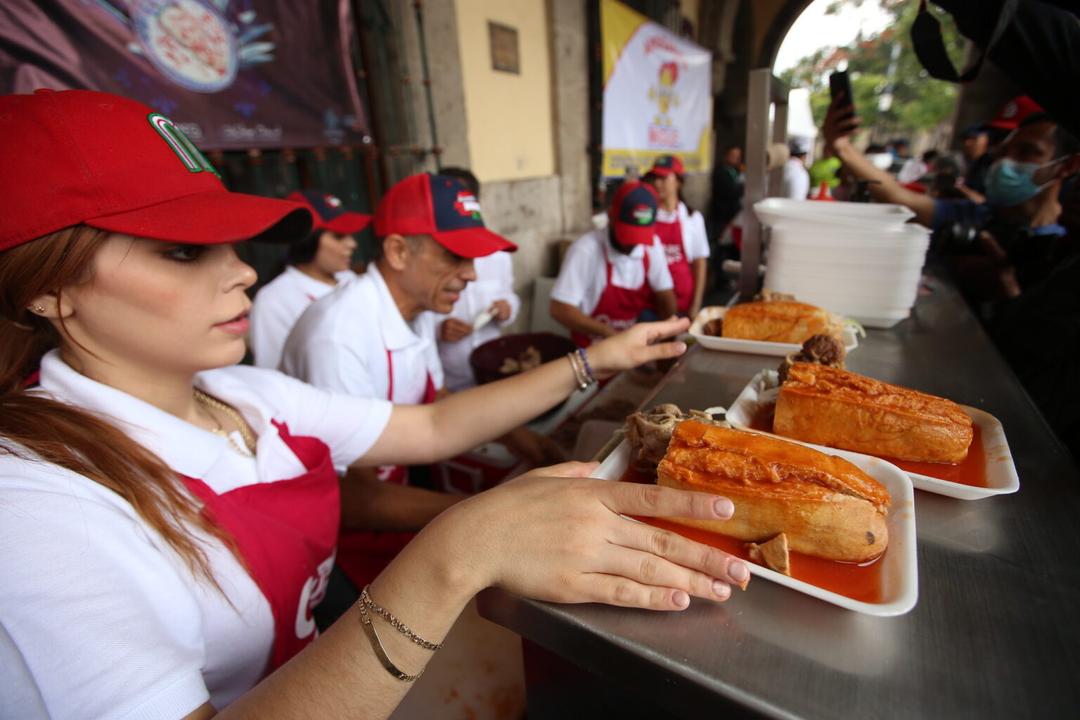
[883,426,987,488]
[619,466,884,603]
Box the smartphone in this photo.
[829,70,854,117]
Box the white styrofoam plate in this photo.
[767,221,929,248]
[689,306,860,357]
[594,438,918,616]
[726,370,1020,500]
[754,198,916,229]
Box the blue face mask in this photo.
[985,158,1054,207]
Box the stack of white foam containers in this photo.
[754,198,931,328]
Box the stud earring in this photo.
[32,305,45,313]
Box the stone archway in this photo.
[756,0,816,70]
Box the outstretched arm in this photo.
[211,461,749,720]
[362,317,690,467]
[822,95,936,227]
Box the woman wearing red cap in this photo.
[249,190,370,370]
[645,155,711,319]
[0,90,748,719]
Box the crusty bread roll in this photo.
[656,421,890,563]
[774,363,973,463]
[721,300,842,344]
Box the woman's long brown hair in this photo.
[0,226,236,588]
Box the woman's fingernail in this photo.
[714,498,734,518]
[713,581,731,600]
[730,561,750,583]
[673,590,690,608]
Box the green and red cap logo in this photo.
[609,181,659,246]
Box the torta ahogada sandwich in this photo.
[774,362,974,464]
[717,300,843,344]
[656,421,890,563]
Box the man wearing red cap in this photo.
[249,189,370,370]
[280,173,517,585]
[550,181,677,346]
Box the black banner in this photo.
[0,0,369,149]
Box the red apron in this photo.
[655,214,695,314]
[572,251,654,348]
[181,421,339,672]
[336,348,436,588]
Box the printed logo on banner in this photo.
[647,51,682,147]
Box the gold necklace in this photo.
[193,389,257,457]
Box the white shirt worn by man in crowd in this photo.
[780,138,811,200]
[551,230,673,320]
[437,250,521,391]
[280,264,444,405]
[550,181,677,347]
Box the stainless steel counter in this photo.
[478,276,1080,718]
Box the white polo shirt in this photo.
[280,264,443,403]
[249,266,355,370]
[655,202,711,262]
[550,228,674,316]
[437,251,521,391]
[0,351,392,719]
[780,158,811,200]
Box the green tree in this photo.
[779,0,963,143]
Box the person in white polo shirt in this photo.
[249,189,370,369]
[281,173,506,419]
[434,167,521,391]
[0,89,747,720]
[280,173,516,586]
[550,181,677,346]
[644,155,711,319]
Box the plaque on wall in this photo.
[488,22,520,74]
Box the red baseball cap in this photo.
[0,89,312,252]
[987,96,1046,131]
[608,181,659,246]
[374,173,516,258]
[286,190,371,234]
[649,155,685,177]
